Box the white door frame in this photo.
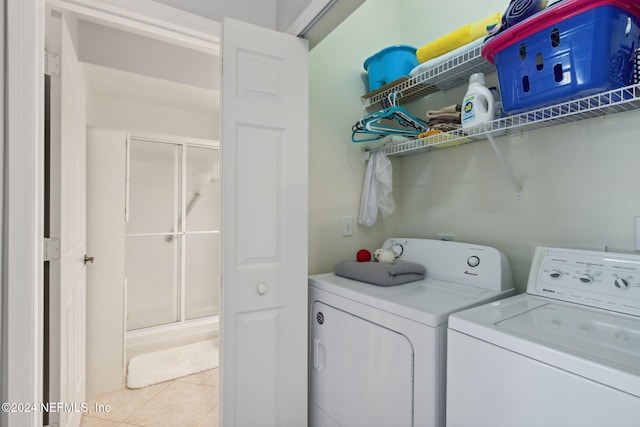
[47,0,221,53]
[4,1,45,426]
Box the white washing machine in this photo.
[308,238,515,427]
[446,246,640,427]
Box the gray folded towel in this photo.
[333,260,426,286]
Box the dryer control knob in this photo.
[614,277,630,290]
[578,274,593,284]
[467,255,480,268]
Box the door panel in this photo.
[235,309,283,425]
[221,18,308,427]
[236,126,282,263]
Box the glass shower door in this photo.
[125,138,219,331]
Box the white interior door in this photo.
[46,10,87,427]
[221,17,309,427]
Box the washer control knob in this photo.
[614,278,630,290]
[467,256,480,268]
[578,274,593,284]
[549,270,562,279]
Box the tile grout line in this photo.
[82,368,219,426]
[120,379,181,426]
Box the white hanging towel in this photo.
[359,151,395,227]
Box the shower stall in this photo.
[124,135,220,357]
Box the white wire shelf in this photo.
[361,44,495,108]
[378,84,640,157]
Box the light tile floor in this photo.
[80,368,219,427]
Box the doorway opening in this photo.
[45,5,221,403]
[80,29,221,397]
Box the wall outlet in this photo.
[437,233,456,241]
[342,216,353,237]
[635,216,640,252]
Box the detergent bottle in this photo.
[461,73,494,137]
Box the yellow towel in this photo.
[416,12,501,63]
[418,130,473,148]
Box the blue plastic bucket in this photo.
[364,54,384,91]
[364,45,417,92]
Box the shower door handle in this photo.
[84,254,95,265]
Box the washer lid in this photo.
[449,294,640,396]
[309,272,514,327]
[498,303,640,371]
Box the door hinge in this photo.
[45,51,61,77]
[43,237,60,262]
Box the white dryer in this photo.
[309,238,515,427]
[447,246,640,427]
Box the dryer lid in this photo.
[309,272,514,327]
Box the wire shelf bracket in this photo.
[486,132,523,199]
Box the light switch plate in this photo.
[342,216,353,237]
